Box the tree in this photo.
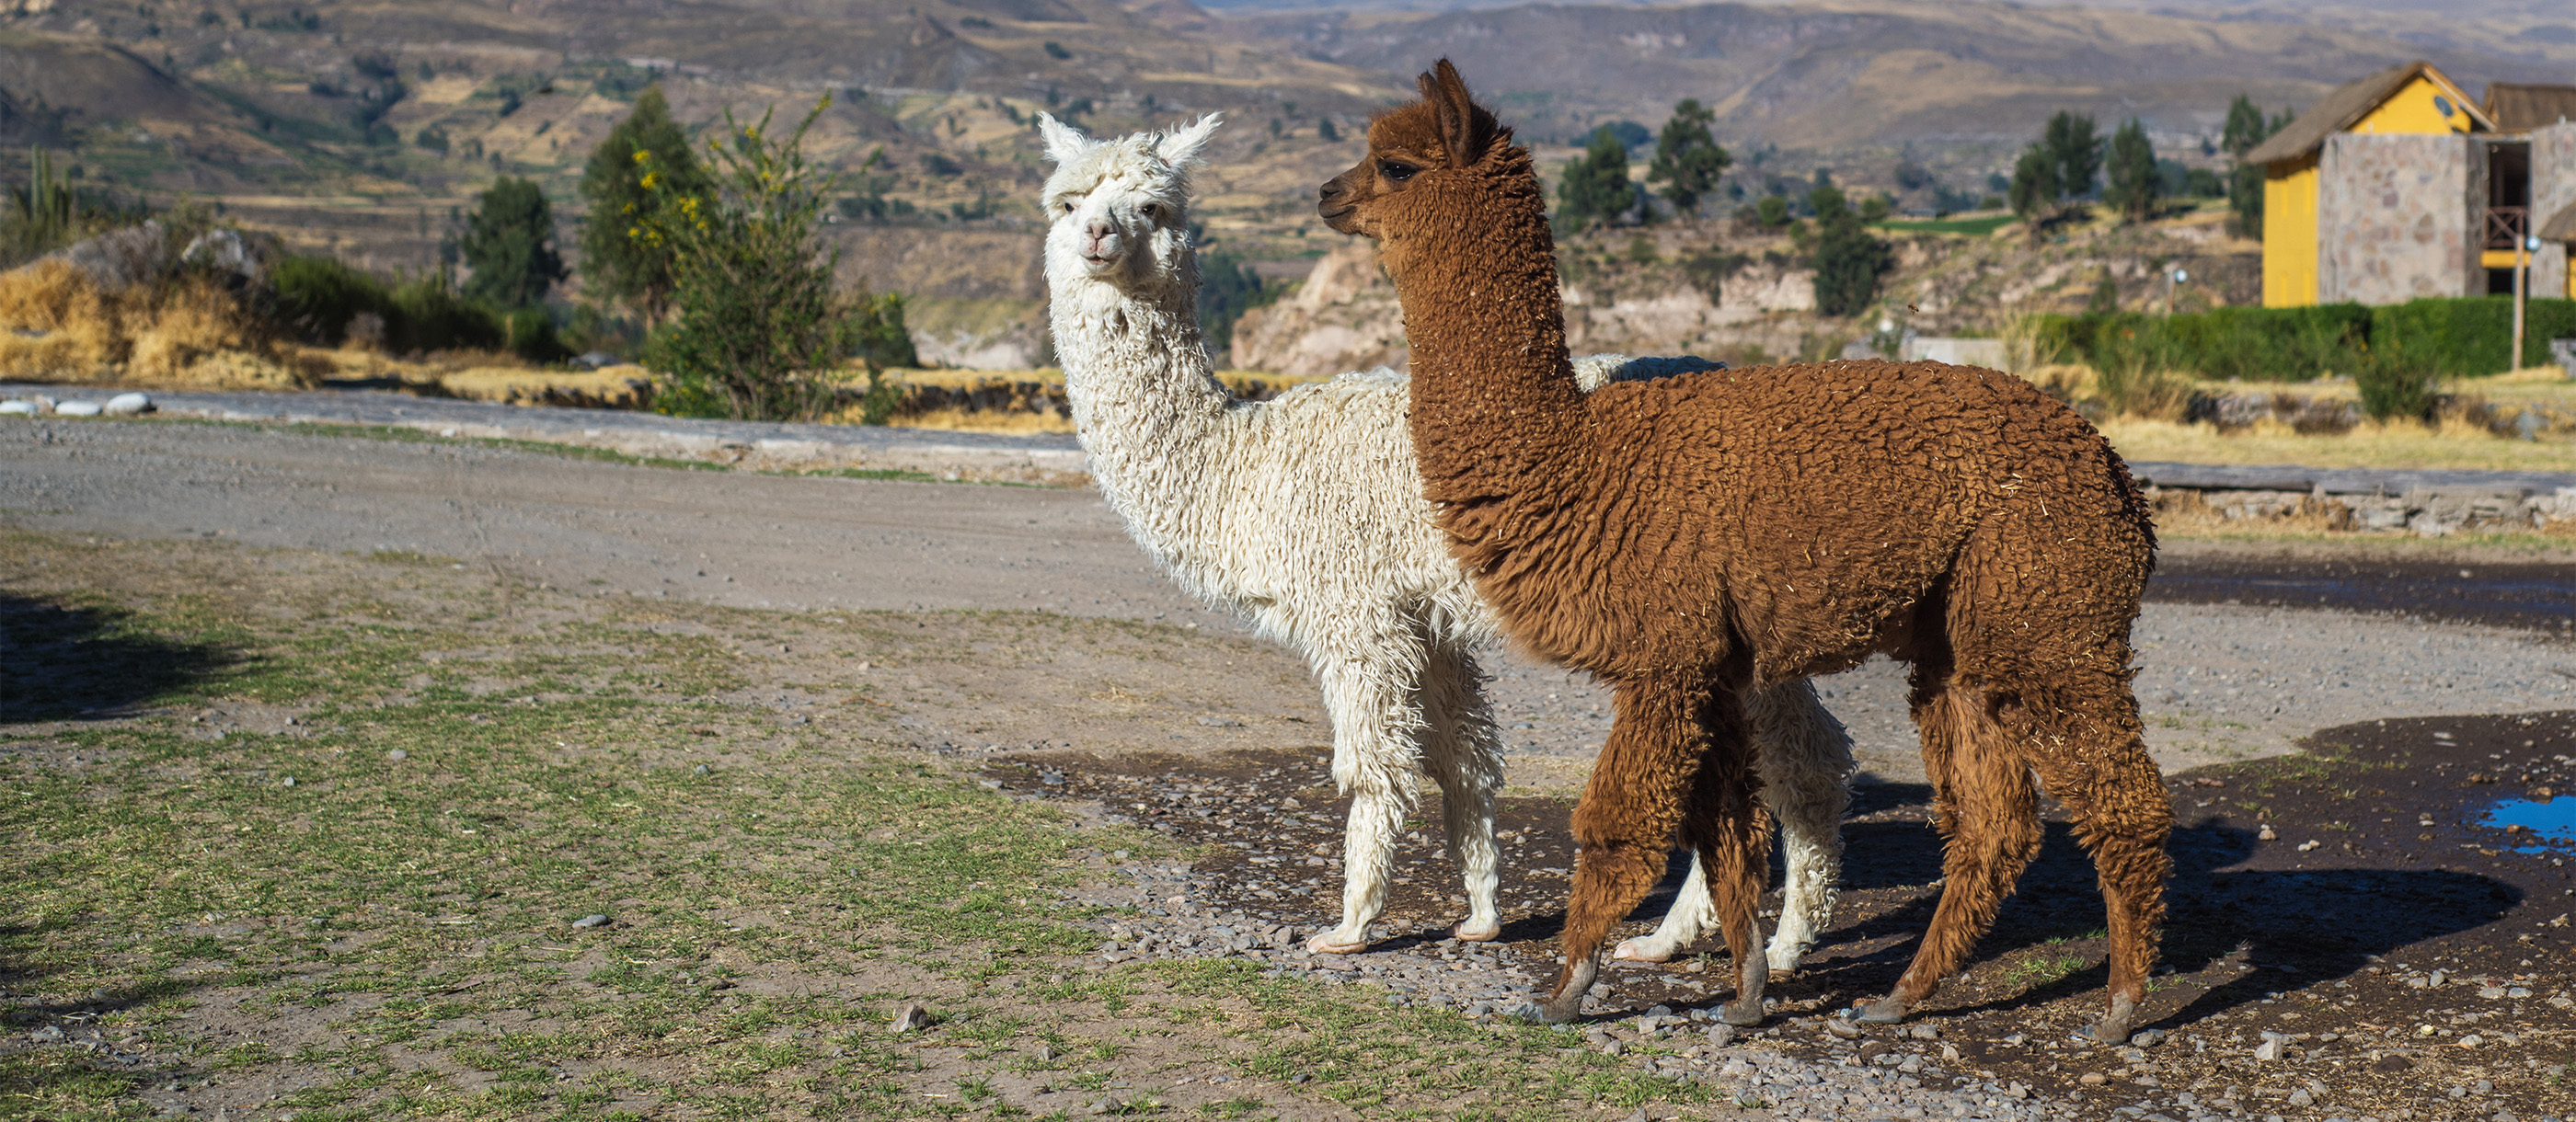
[2042,111,2102,200]
[638,95,914,421]
[2008,144,2060,226]
[1645,99,1731,219]
[460,176,566,309]
[2222,93,2289,239]
[1808,183,1892,317]
[1557,126,1638,231]
[2102,117,2158,223]
[579,86,707,323]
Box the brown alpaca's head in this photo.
[1317,58,1510,243]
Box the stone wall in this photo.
[2317,132,2478,304]
[2530,122,2576,302]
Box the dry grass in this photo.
[0,259,310,388]
[2100,416,2576,473]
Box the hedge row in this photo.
[270,256,569,362]
[2037,296,2576,382]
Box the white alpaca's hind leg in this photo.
[1746,679,1853,974]
[1307,647,1426,955]
[1614,852,1711,962]
[1421,644,1503,942]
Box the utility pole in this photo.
[2512,234,2537,372]
[2165,266,2187,316]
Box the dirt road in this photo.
[7,414,2573,788]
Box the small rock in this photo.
[2457,1034,2482,1048]
[1940,1043,1961,1062]
[1033,1042,1057,1062]
[1598,1039,1625,1057]
[2286,1089,2313,1107]
[2258,824,2278,842]
[52,400,102,418]
[1621,1109,1650,1122]
[1195,716,1243,727]
[2080,1072,2108,1086]
[103,392,153,417]
[2429,969,2448,988]
[1824,1018,1863,1040]
[571,914,610,929]
[890,1002,929,1033]
[29,1025,63,1043]
[2478,985,2506,1000]
[2132,1027,2168,1048]
[1705,1024,1736,1048]
[385,750,407,761]
[2001,1034,2027,1047]
[693,764,709,774]
[0,400,36,416]
[1908,1024,1939,1040]
[2254,1035,2285,1061]
[2296,840,2321,852]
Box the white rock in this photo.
[103,392,152,416]
[0,400,34,416]
[53,400,102,417]
[2253,1034,2286,1061]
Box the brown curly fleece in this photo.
[1319,60,2171,1042]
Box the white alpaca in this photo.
[1038,113,1851,967]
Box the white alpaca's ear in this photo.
[1036,112,1092,165]
[1154,113,1223,169]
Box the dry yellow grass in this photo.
[0,259,308,388]
[2099,416,2576,473]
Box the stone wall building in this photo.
[2249,61,2576,307]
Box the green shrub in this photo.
[2356,334,2438,422]
[271,255,393,344]
[639,95,880,421]
[384,277,502,353]
[2368,297,2576,376]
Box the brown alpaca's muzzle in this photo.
[1317,165,1367,235]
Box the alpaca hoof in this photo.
[1452,919,1501,943]
[1763,949,1804,976]
[1611,936,1676,963]
[2076,993,2139,1046]
[1852,996,1909,1025]
[1719,999,1765,1027]
[1305,932,1368,955]
[1512,1001,1579,1025]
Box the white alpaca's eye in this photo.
[1140,202,1160,220]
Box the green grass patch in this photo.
[0,527,1758,1120]
[1871,212,2017,236]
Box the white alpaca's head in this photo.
[1038,112,1220,298]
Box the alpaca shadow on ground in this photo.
[0,594,233,721]
[1790,794,2520,1028]
[1584,775,2517,1029]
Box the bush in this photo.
[385,277,503,354]
[2026,297,2576,392]
[639,95,889,421]
[271,255,393,344]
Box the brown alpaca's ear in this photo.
[1418,58,1493,168]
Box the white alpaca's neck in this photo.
[1050,266,1235,574]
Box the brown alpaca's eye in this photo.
[1379,160,1418,182]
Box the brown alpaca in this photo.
[1318,61,2171,1043]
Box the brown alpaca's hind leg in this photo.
[1679,688,1772,1025]
[2024,696,2173,1044]
[1526,678,1705,1023]
[1855,681,2041,1025]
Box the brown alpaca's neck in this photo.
[1388,146,1588,507]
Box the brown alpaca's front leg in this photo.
[1682,687,1772,1026]
[1528,680,1699,1023]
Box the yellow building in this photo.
[2246,62,2492,307]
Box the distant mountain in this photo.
[1218,0,2574,152]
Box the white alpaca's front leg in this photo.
[1614,680,1854,969]
[1306,650,1425,955]
[1420,645,1503,942]
[1614,852,1711,962]
[1748,679,1853,973]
